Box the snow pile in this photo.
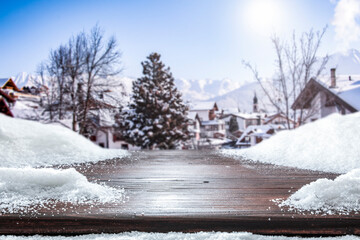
[0,167,124,214]
[0,114,128,167]
[278,168,360,214]
[222,113,360,174]
[1,232,360,240]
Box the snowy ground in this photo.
[221,113,360,214]
[0,114,128,214]
[0,114,128,168]
[276,168,360,214]
[0,167,124,215]
[1,232,360,240]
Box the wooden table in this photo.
[1,150,359,236]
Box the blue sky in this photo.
[0,0,359,83]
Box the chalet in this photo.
[0,78,21,92]
[189,101,219,121]
[200,119,226,138]
[262,112,295,128]
[221,112,261,135]
[235,125,276,148]
[189,101,226,138]
[292,68,359,123]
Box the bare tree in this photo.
[78,26,122,135]
[243,27,329,128]
[66,33,86,131]
[38,25,124,136]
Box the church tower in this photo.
[253,92,258,113]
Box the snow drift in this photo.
[222,112,360,174]
[0,167,124,214]
[0,114,128,167]
[279,168,360,214]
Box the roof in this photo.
[236,125,274,145]
[0,78,21,92]
[263,112,295,124]
[221,112,261,120]
[201,119,225,126]
[292,75,360,112]
[190,101,217,111]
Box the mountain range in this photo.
[9,49,360,112]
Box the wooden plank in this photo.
[1,150,359,236]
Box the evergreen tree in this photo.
[229,116,239,133]
[121,53,190,149]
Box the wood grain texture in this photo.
[1,150,359,236]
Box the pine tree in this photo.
[121,53,190,149]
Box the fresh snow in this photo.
[0,167,124,215]
[221,112,360,214]
[1,232,359,240]
[222,113,360,174]
[278,168,360,214]
[0,114,128,168]
[0,113,128,213]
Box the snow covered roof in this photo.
[227,112,261,120]
[293,74,360,112]
[190,101,217,111]
[318,74,360,111]
[236,125,274,145]
[201,119,225,126]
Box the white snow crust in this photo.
[0,114,128,168]
[221,113,360,214]
[278,168,360,214]
[1,232,359,240]
[0,114,128,213]
[222,112,360,174]
[0,167,124,214]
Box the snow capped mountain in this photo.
[325,48,360,75]
[208,81,274,113]
[178,49,360,112]
[8,48,360,112]
[12,72,41,88]
[175,78,243,101]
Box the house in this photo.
[262,112,295,129]
[189,101,219,121]
[0,78,21,93]
[220,94,265,138]
[292,68,359,123]
[235,125,277,148]
[200,119,226,138]
[221,112,261,135]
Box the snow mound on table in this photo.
[222,113,360,173]
[278,168,360,214]
[0,167,124,214]
[1,232,360,239]
[0,114,128,167]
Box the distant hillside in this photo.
[324,49,360,75]
[208,81,274,113]
[174,77,243,101]
[185,48,360,111]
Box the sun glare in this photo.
[243,0,284,36]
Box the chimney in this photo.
[330,68,336,88]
